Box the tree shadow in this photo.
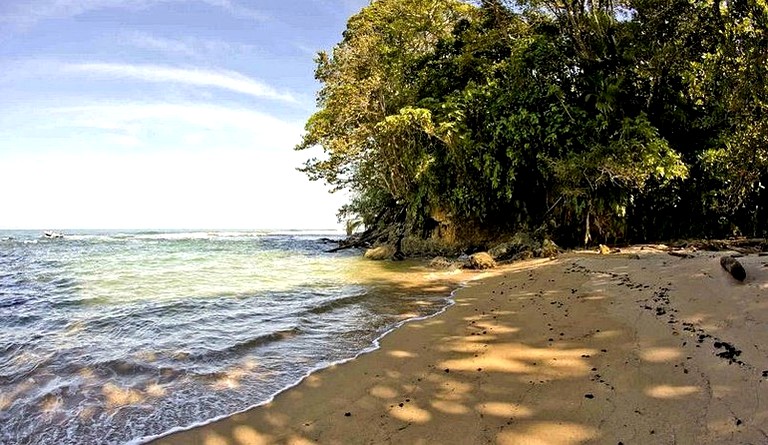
[148,253,768,445]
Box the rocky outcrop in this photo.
[364,245,396,261]
[512,251,534,261]
[489,232,536,261]
[539,239,560,258]
[488,233,560,261]
[468,252,496,270]
[429,256,454,269]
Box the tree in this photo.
[297,0,474,233]
[297,0,768,248]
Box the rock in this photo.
[488,242,517,261]
[541,239,559,257]
[429,256,453,269]
[598,244,611,255]
[364,245,396,261]
[513,251,534,261]
[488,232,537,261]
[468,252,496,270]
[720,256,746,281]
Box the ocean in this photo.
[0,230,455,444]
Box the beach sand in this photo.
[152,249,768,445]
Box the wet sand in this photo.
[151,249,768,445]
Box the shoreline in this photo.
[133,263,482,445]
[150,250,768,444]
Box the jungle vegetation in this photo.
[297,0,768,248]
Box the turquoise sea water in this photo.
[0,230,452,444]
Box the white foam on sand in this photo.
[127,280,469,445]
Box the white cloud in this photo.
[0,149,345,229]
[199,0,266,21]
[0,0,266,28]
[64,63,298,103]
[47,101,303,148]
[0,100,344,229]
[121,31,261,60]
[122,32,198,57]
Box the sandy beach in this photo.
[152,249,768,445]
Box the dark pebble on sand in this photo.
[445,368,450,373]
[584,394,594,399]
[345,412,351,417]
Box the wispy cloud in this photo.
[47,101,303,148]
[63,62,297,103]
[0,0,267,28]
[122,32,198,57]
[309,0,369,15]
[199,0,266,21]
[121,31,261,59]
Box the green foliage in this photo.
[297,0,768,245]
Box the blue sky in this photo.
[0,0,368,229]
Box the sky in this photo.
[0,0,368,230]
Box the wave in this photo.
[267,229,345,237]
[16,230,344,244]
[129,284,463,445]
[90,358,181,379]
[0,349,56,384]
[184,327,302,361]
[0,295,30,309]
[302,291,371,316]
[66,231,270,242]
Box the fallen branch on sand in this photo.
[668,251,695,259]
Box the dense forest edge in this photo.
[297,0,768,257]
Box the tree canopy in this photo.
[298,0,768,246]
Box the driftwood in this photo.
[670,238,767,253]
[668,251,694,259]
[720,256,747,282]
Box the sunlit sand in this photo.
[152,250,768,445]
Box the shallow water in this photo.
[0,230,453,444]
